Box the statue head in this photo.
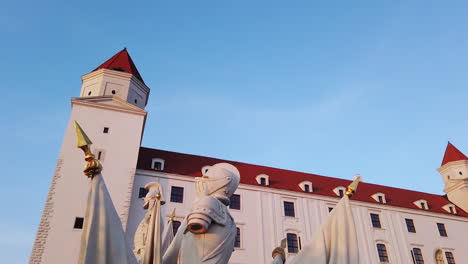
[143,182,164,209]
[195,163,240,205]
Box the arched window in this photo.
[151,158,165,170]
[286,233,299,253]
[376,243,389,263]
[234,227,241,248]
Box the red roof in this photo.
[93,48,144,84]
[137,147,468,217]
[441,142,468,166]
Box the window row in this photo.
[370,213,448,237]
[376,244,456,264]
[70,216,457,263]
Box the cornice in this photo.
[437,160,468,172]
[81,69,150,93]
[71,96,147,116]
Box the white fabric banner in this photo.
[289,195,359,264]
[78,174,137,264]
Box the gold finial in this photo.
[73,121,102,178]
[169,208,176,222]
[345,174,362,198]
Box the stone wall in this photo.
[29,159,63,264]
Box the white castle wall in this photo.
[128,170,468,264]
[32,100,146,264]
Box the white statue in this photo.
[163,163,240,264]
[134,182,165,264]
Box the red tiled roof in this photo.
[137,147,468,217]
[441,142,468,166]
[93,48,145,84]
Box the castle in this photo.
[30,49,468,264]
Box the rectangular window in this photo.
[370,213,382,228]
[260,177,266,185]
[103,127,109,133]
[304,185,310,192]
[405,218,416,233]
[412,248,424,264]
[170,186,184,203]
[229,194,241,210]
[449,206,455,214]
[376,243,389,262]
[437,223,447,237]
[284,201,295,217]
[420,202,426,210]
[286,233,299,253]
[138,187,149,198]
[234,227,241,248]
[73,217,84,229]
[97,151,103,160]
[445,252,456,264]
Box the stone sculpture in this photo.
[134,182,165,264]
[163,163,240,264]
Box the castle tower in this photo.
[437,142,468,212]
[30,49,149,264]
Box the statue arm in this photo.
[186,196,225,234]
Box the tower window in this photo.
[172,220,181,235]
[234,227,241,248]
[286,233,299,253]
[445,252,456,264]
[111,90,116,94]
[170,186,184,203]
[459,171,463,175]
[412,248,424,264]
[88,91,92,96]
[97,151,103,160]
[103,127,109,133]
[284,201,295,217]
[73,217,84,229]
[138,187,149,198]
[370,213,382,228]
[134,99,138,104]
[376,243,389,263]
[405,218,416,233]
[328,207,334,213]
[229,194,241,210]
[437,223,447,237]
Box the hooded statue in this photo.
[163,163,240,264]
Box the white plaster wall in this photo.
[40,102,145,264]
[128,170,468,264]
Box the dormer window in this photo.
[371,193,386,204]
[414,199,429,210]
[442,204,457,214]
[333,186,346,197]
[151,158,165,171]
[299,181,313,193]
[255,174,269,186]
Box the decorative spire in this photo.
[92,48,144,83]
[441,142,468,166]
[74,121,102,178]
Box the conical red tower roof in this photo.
[441,142,468,166]
[93,48,144,84]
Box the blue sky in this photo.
[1,1,468,262]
